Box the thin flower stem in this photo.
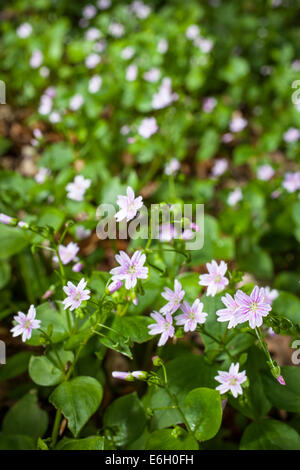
[51,408,62,448]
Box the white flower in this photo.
[126,64,138,81]
[199,260,229,297]
[97,0,111,9]
[89,75,102,93]
[69,94,84,111]
[230,116,247,133]
[17,23,32,38]
[152,77,178,110]
[164,158,180,176]
[35,167,50,184]
[115,186,143,222]
[85,53,101,69]
[131,1,151,19]
[110,250,149,289]
[63,278,91,311]
[121,46,135,60]
[215,363,247,398]
[82,5,97,19]
[143,67,161,83]
[109,22,125,38]
[11,305,40,342]
[138,117,158,138]
[257,164,275,181]
[49,111,61,123]
[30,50,43,68]
[85,28,101,41]
[54,242,79,265]
[66,175,91,201]
[157,38,168,54]
[38,95,53,115]
[186,25,200,40]
[228,188,243,206]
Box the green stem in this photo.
[51,408,62,448]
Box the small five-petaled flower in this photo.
[215,363,247,398]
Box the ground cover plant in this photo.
[0,0,300,451]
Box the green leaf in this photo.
[29,348,73,387]
[40,143,74,171]
[183,388,222,441]
[272,292,300,328]
[262,366,300,413]
[0,225,28,259]
[55,436,105,450]
[145,428,199,450]
[103,392,147,447]
[0,433,36,450]
[49,376,103,437]
[240,419,300,450]
[0,260,10,289]
[144,354,219,429]
[2,392,48,439]
[0,351,31,381]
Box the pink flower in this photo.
[215,363,247,398]
[63,278,91,311]
[54,242,79,265]
[85,28,101,41]
[35,167,50,184]
[30,50,43,68]
[186,24,200,40]
[235,286,272,329]
[121,46,135,60]
[110,250,149,289]
[160,280,185,315]
[257,164,275,181]
[164,158,180,176]
[126,64,138,81]
[109,22,124,38]
[131,1,151,19]
[11,305,40,342]
[277,375,286,386]
[138,117,158,138]
[152,78,177,110]
[17,23,32,38]
[157,38,168,53]
[85,53,101,69]
[229,116,247,133]
[227,187,243,206]
[159,223,176,242]
[283,127,300,143]
[98,0,111,9]
[148,312,174,346]
[108,280,123,293]
[112,370,147,380]
[69,94,84,111]
[216,293,241,328]
[282,172,300,193]
[115,186,143,222]
[82,5,97,19]
[203,97,217,113]
[143,68,160,83]
[112,371,130,380]
[66,175,91,201]
[175,299,207,332]
[199,260,229,297]
[264,287,279,305]
[72,262,84,272]
[75,225,91,240]
[0,213,14,225]
[211,159,228,177]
